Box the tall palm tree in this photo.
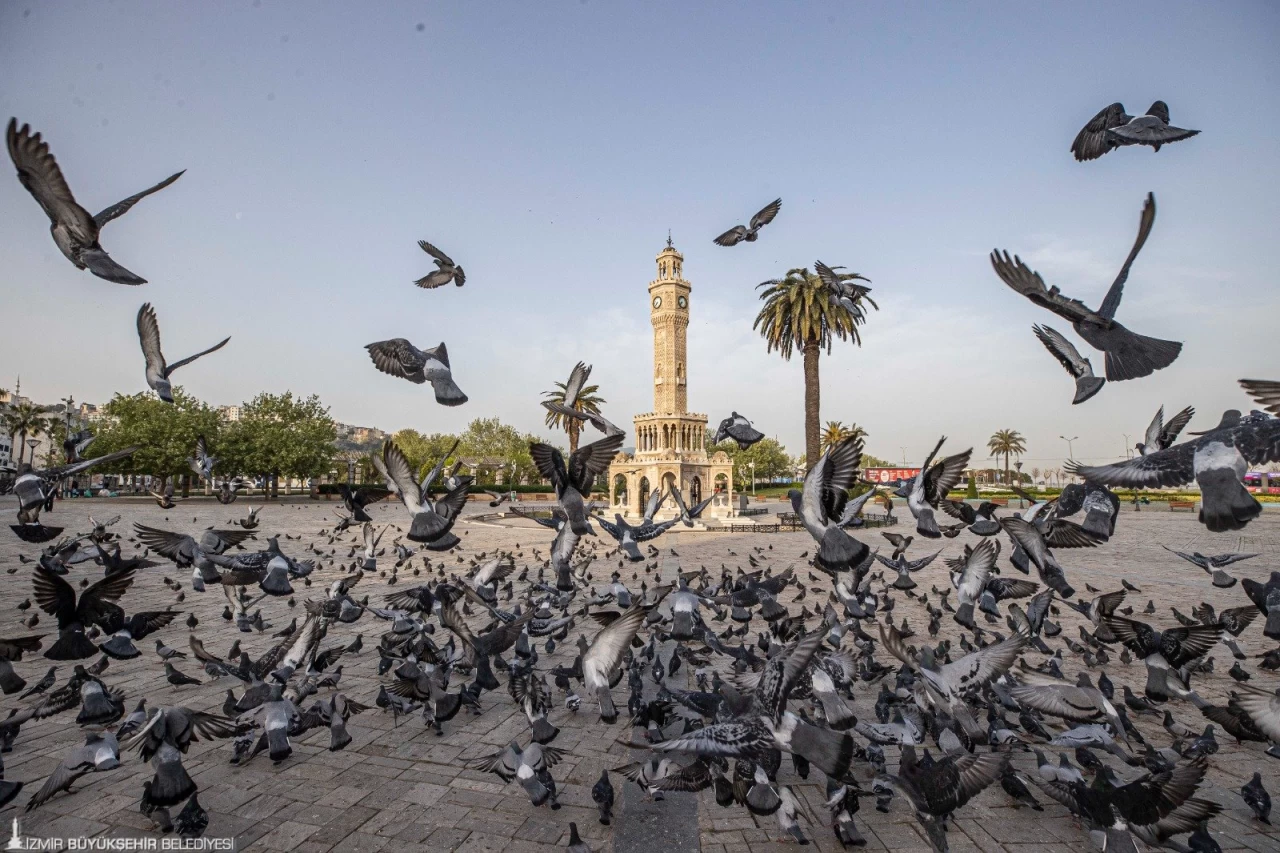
[3,402,51,468]
[755,267,877,467]
[820,421,868,453]
[987,429,1027,487]
[542,376,606,454]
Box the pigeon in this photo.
[468,740,565,808]
[136,303,231,403]
[1102,615,1222,701]
[896,437,971,539]
[591,769,614,824]
[1068,410,1280,532]
[713,198,780,246]
[414,239,465,288]
[1137,405,1195,456]
[33,564,137,660]
[583,603,649,723]
[123,706,239,808]
[11,448,138,540]
[530,433,625,537]
[713,412,765,450]
[24,731,120,810]
[1242,772,1271,825]
[1032,325,1105,404]
[6,118,184,284]
[1162,546,1259,573]
[790,436,871,574]
[1242,572,1280,640]
[376,439,470,548]
[364,338,468,406]
[874,745,1008,852]
[992,192,1181,382]
[19,666,56,700]
[1054,482,1121,542]
[1071,101,1199,161]
[815,259,875,317]
[566,822,590,853]
[175,793,209,838]
[949,538,1001,628]
[187,435,217,481]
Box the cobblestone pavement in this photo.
[1,495,1278,852]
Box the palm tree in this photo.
[820,421,867,453]
[3,402,51,468]
[755,267,877,468]
[542,375,605,454]
[987,429,1027,488]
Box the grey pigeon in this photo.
[1032,325,1104,404]
[6,118,183,285]
[713,198,780,246]
[531,433,625,537]
[1137,405,1195,456]
[414,239,465,288]
[137,303,231,403]
[992,192,1181,382]
[1071,101,1199,161]
[365,338,467,406]
[713,412,765,450]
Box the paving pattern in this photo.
[1,494,1278,852]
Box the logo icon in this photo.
[6,817,22,850]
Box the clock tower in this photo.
[608,235,734,521]
[648,234,691,414]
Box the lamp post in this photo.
[749,461,756,495]
[1059,435,1078,481]
[900,446,908,466]
[1122,434,1132,460]
[346,458,356,485]
[26,438,39,470]
[1014,461,1024,506]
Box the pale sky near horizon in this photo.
[2,1,1278,471]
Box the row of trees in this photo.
[386,418,560,486]
[86,388,337,495]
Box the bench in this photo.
[989,498,1009,507]
[1169,500,1196,511]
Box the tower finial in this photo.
[666,230,673,249]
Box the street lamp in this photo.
[346,458,356,485]
[1122,434,1132,460]
[1059,435,1078,483]
[1014,461,1024,506]
[899,446,908,466]
[26,438,39,469]
[749,461,756,495]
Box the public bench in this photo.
[1169,500,1196,511]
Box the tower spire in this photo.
[666,229,673,249]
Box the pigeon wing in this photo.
[923,449,972,504]
[567,433,625,492]
[93,170,185,227]
[1097,192,1155,322]
[1070,102,1128,162]
[749,198,781,231]
[990,251,1095,323]
[1160,406,1195,447]
[562,361,591,405]
[1240,379,1280,416]
[32,566,78,625]
[164,335,231,376]
[1065,444,1195,489]
[1032,325,1090,380]
[366,339,426,383]
[381,442,423,514]
[417,240,453,265]
[137,303,168,375]
[6,119,96,240]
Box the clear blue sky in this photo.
[2,1,1277,469]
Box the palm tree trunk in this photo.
[568,419,579,454]
[802,339,821,469]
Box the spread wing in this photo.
[584,603,647,676]
[924,449,972,503]
[381,441,423,514]
[567,433,625,492]
[6,119,95,239]
[563,361,591,404]
[749,198,781,231]
[1071,102,1128,162]
[529,443,564,486]
[990,250,1096,324]
[1033,325,1091,380]
[1240,380,1280,416]
[40,447,138,481]
[133,524,194,561]
[137,303,167,375]
[1043,520,1102,549]
[417,240,453,265]
[713,225,747,247]
[1097,192,1155,321]
[1065,444,1196,489]
[366,339,425,382]
[1161,406,1195,446]
[164,335,230,375]
[32,566,78,623]
[93,170,185,227]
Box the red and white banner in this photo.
[864,467,921,484]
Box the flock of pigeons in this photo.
[1,98,1279,853]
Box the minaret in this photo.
[648,234,690,414]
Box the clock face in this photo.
[677,295,687,308]
[652,296,662,308]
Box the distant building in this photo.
[219,405,243,422]
[335,423,387,445]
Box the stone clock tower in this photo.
[649,235,691,414]
[608,236,734,521]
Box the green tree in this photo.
[820,421,868,453]
[542,371,605,454]
[724,437,791,486]
[3,401,52,468]
[966,473,979,499]
[391,429,460,481]
[88,388,221,494]
[861,453,892,469]
[754,267,877,468]
[221,392,336,497]
[459,417,550,485]
[987,429,1027,488]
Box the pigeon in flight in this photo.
[376,439,470,548]
[414,240,465,288]
[790,436,870,575]
[1137,405,1195,456]
[1071,101,1200,162]
[713,198,781,246]
[6,119,184,285]
[1032,325,1104,404]
[365,338,468,406]
[992,193,1181,382]
[1068,410,1280,532]
[1240,379,1280,416]
[137,303,231,404]
[11,448,138,542]
[896,437,972,539]
[713,412,765,450]
[815,260,876,316]
[188,436,216,481]
[62,429,94,464]
[530,433,625,537]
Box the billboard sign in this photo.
[864,467,922,484]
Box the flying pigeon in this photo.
[414,239,465,288]
[530,433,624,537]
[1137,405,1195,456]
[1032,325,1105,404]
[713,198,780,246]
[1071,101,1200,161]
[137,303,231,404]
[992,193,1181,382]
[896,437,972,539]
[365,338,468,406]
[6,118,184,285]
[713,412,765,450]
